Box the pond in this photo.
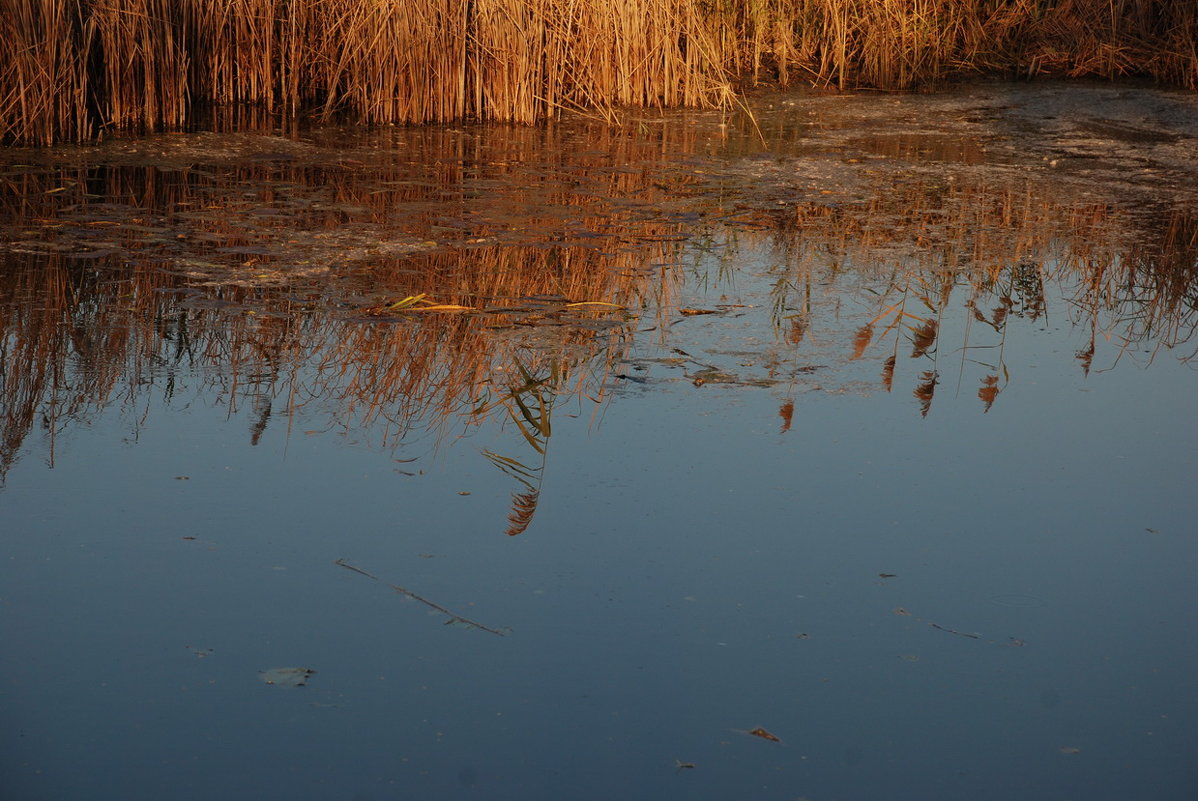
[2,81,1196,801]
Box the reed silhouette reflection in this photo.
[2,89,1198,801]
[2,107,1196,512]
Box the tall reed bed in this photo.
[0,0,95,144]
[2,0,1197,144]
[729,0,1198,90]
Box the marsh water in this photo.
[2,81,1197,800]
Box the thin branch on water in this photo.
[334,559,378,580]
[334,559,509,636]
[929,622,981,639]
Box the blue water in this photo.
[3,252,1195,801]
[3,85,1198,801]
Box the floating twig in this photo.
[930,622,981,639]
[334,559,378,580]
[335,559,509,636]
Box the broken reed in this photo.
[3,0,1197,145]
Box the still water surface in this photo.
[2,82,1197,800]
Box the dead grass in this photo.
[2,0,1195,145]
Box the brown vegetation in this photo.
[4,149,1195,482]
[2,0,1196,145]
[0,134,697,491]
[2,134,1195,546]
[756,173,1198,417]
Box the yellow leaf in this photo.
[747,727,781,742]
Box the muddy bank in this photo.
[5,83,1196,273]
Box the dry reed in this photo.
[3,0,1195,145]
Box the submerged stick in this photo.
[334,559,508,636]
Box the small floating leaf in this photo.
[260,667,316,687]
[747,727,781,742]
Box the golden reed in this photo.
[2,0,1196,144]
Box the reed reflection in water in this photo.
[2,99,1197,801]
[752,176,1198,418]
[2,127,1196,529]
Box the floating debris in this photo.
[930,622,981,639]
[335,559,509,636]
[747,727,781,742]
[260,667,316,687]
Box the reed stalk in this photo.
[3,0,1195,145]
